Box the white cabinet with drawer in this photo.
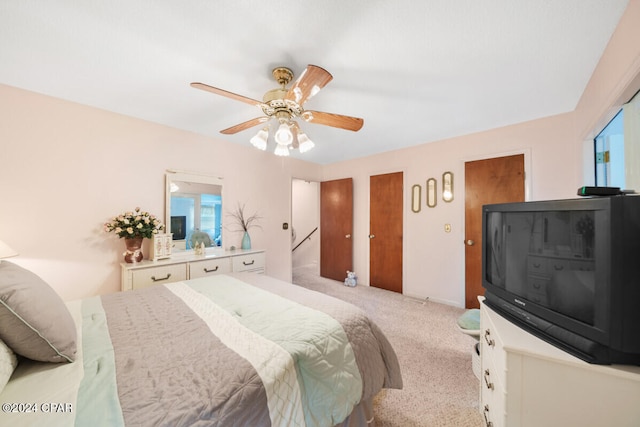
[189,257,233,279]
[129,263,188,290]
[121,249,265,291]
[232,252,265,273]
[479,298,640,427]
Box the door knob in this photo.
[345,234,351,239]
[465,239,475,246]
[369,234,375,239]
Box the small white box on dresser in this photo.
[150,233,172,260]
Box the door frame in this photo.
[291,178,321,276]
[459,149,532,301]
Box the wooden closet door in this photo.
[464,154,525,308]
[320,178,353,281]
[370,172,403,293]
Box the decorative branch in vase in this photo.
[227,203,262,250]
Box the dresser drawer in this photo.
[480,304,507,427]
[189,257,232,279]
[527,256,548,275]
[481,377,505,427]
[481,310,506,388]
[232,252,265,273]
[527,276,549,305]
[131,264,187,290]
[480,344,504,424]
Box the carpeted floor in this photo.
[292,266,483,427]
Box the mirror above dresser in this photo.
[165,171,223,252]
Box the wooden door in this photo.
[370,172,403,293]
[465,154,525,308]
[320,178,353,281]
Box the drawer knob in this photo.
[484,369,494,390]
[204,266,219,273]
[242,260,255,266]
[151,273,172,282]
[484,329,495,347]
[483,405,493,427]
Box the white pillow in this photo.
[0,338,18,393]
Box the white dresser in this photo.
[479,299,640,427]
[121,249,265,291]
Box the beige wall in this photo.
[1,1,638,306]
[321,112,577,305]
[322,0,640,306]
[0,84,322,300]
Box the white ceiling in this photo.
[0,1,629,164]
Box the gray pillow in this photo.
[0,261,76,363]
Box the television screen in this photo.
[485,210,596,325]
[483,196,640,365]
[170,216,187,240]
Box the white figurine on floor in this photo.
[344,270,357,287]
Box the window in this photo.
[594,90,640,189]
[594,110,624,187]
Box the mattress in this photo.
[0,273,402,426]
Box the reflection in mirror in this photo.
[165,172,223,252]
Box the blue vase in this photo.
[241,231,251,249]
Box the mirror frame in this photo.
[165,171,224,252]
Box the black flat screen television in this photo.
[482,195,640,365]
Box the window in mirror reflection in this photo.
[170,185,222,249]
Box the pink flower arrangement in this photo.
[104,207,164,239]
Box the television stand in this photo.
[479,298,640,427]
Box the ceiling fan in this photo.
[190,65,364,156]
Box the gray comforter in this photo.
[75,273,402,426]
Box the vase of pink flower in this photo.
[104,207,165,263]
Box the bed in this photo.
[0,261,402,426]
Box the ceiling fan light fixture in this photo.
[193,64,363,157]
[297,132,315,153]
[274,122,293,146]
[250,127,268,150]
[274,144,290,156]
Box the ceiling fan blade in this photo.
[303,110,364,132]
[220,117,269,134]
[285,65,333,105]
[191,82,263,107]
